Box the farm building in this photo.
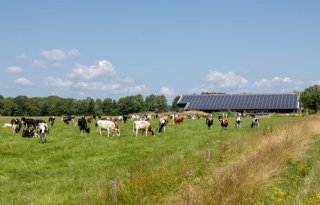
[177,93,300,113]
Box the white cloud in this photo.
[68,60,116,80]
[254,76,292,87]
[14,78,33,86]
[45,77,72,88]
[207,71,248,88]
[52,62,63,68]
[5,66,23,73]
[41,49,80,61]
[188,87,209,94]
[32,60,46,68]
[16,53,27,59]
[160,87,175,96]
[118,84,147,94]
[73,82,121,91]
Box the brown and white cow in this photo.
[133,120,155,137]
[96,120,120,137]
[218,114,228,129]
[173,115,184,124]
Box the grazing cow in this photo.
[37,122,49,143]
[173,115,184,124]
[251,116,260,128]
[235,114,242,128]
[48,116,55,126]
[169,114,176,120]
[87,115,96,123]
[158,117,168,133]
[218,115,228,129]
[206,117,214,129]
[133,120,155,137]
[122,115,128,123]
[78,116,90,134]
[96,120,120,137]
[62,115,75,125]
[11,118,22,133]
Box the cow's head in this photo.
[114,128,120,136]
[148,127,155,136]
[21,117,26,125]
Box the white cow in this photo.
[3,123,12,128]
[235,115,242,129]
[133,120,155,137]
[96,120,120,137]
[36,122,49,143]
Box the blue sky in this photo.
[1,1,320,103]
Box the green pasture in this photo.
[0,115,307,204]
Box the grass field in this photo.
[1,114,320,204]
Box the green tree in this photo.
[2,98,19,116]
[300,85,320,113]
[0,95,4,114]
[133,94,145,112]
[171,96,181,111]
[145,94,157,111]
[102,98,118,116]
[155,95,168,112]
[78,97,95,115]
[14,96,30,116]
[118,95,145,115]
[94,98,103,116]
[140,94,168,112]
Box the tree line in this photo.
[0,94,181,116]
[1,84,318,117]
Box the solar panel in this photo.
[177,93,299,112]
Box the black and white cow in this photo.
[62,115,75,125]
[235,114,242,128]
[11,118,22,133]
[37,122,49,143]
[21,117,46,129]
[21,123,49,143]
[158,117,168,133]
[206,117,214,129]
[78,116,90,134]
[48,116,55,126]
[122,115,128,123]
[251,116,260,128]
[22,129,36,138]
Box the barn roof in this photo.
[177,93,299,111]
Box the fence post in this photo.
[112,177,118,204]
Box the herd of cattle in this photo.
[2,113,260,143]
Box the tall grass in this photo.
[162,115,320,204]
[0,115,316,204]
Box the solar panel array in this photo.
[177,94,299,111]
